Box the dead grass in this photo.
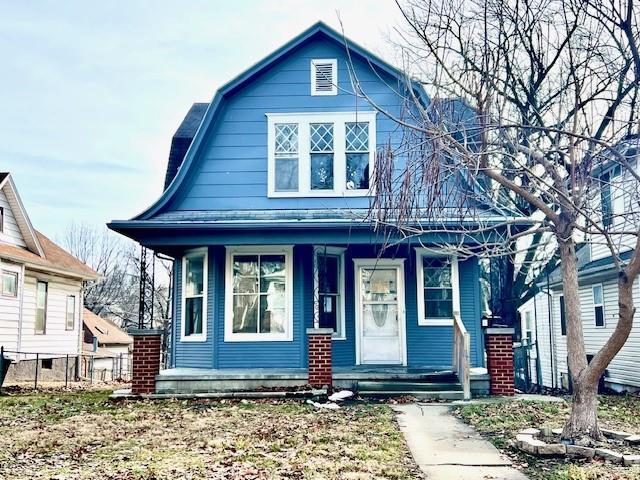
[455,395,640,480]
[0,390,421,480]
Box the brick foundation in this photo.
[307,328,333,388]
[129,329,163,395]
[485,328,515,396]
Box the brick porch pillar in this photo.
[485,327,515,396]
[307,328,333,388]
[129,329,163,395]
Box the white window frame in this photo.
[224,245,294,342]
[266,111,377,198]
[181,248,208,342]
[313,246,346,340]
[35,280,48,335]
[415,248,460,326]
[592,283,605,328]
[310,58,337,96]
[65,295,76,331]
[1,270,17,297]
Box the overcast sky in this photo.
[0,1,404,241]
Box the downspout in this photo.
[16,264,26,360]
[546,273,556,389]
[532,289,543,392]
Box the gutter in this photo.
[0,253,99,281]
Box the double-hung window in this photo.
[274,123,299,192]
[2,271,17,297]
[66,295,76,330]
[225,246,293,341]
[35,281,47,334]
[267,111,376,197]
[416,249,460,326]
[593,284,605,327]
[600,165,622,228]
[314,246,345,338]
[181,249,207,341]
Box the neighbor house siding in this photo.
[18,271,82,357]
[0,188,26,248]
[167,39,408,212]
[551,278,640,390]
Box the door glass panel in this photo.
[361,268,397,302]
[363,304,398,336]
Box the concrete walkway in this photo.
[393,404,528,480]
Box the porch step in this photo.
[357,381,462,392]
[359,390,465,401]
[356,379,464,400]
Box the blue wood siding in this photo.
[167,38,408,212]
[172,243,484,370]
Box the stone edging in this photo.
[515,427,640,466]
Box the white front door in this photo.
[355,260,406,365]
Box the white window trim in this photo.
[224,245,294,342]
[65,295,76,331]
[313,246,346,340]
[266,111,377,198]
[310,58,337,96]
[181,248,208,342]
[415,248,460,327]
[1,270,18,297]
[592,283,605,328]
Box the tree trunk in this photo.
[557,231,604,442]
[563,377,602,443]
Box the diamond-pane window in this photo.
[310,123,334,152]
[275,123,298,154]
[346,122,369,152]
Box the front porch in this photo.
[154,365,490,399]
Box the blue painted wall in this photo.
[173,243,484,370]
[166,37,409,212]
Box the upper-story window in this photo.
[267,111,377,197]
[311,59,337,96]
[600,165,622,228]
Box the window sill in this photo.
[418,319,454,327]
[224,333,293,342]
[267,190,372,198]
[332,336,346,341]
[180,335,207,343]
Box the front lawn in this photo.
[0,390,420,479]
[455,395,640,480]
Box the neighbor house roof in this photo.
[0,230,98,280]
[83,309,132,346]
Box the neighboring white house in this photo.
[82,308,132,381]
[0,172,98,381]
[519,135,640,393]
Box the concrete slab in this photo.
[393,404,529,480]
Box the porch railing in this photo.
[452,312,471,400]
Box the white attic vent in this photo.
[311,59,337,96]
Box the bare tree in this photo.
[367,0,639,442]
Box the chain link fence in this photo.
[0,346,132,390]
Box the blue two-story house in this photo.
[110,22,513,398]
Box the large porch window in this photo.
[415,249,460,326]
[181,249,207,342]
[225,246,293,342]
[314,246,345,339]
